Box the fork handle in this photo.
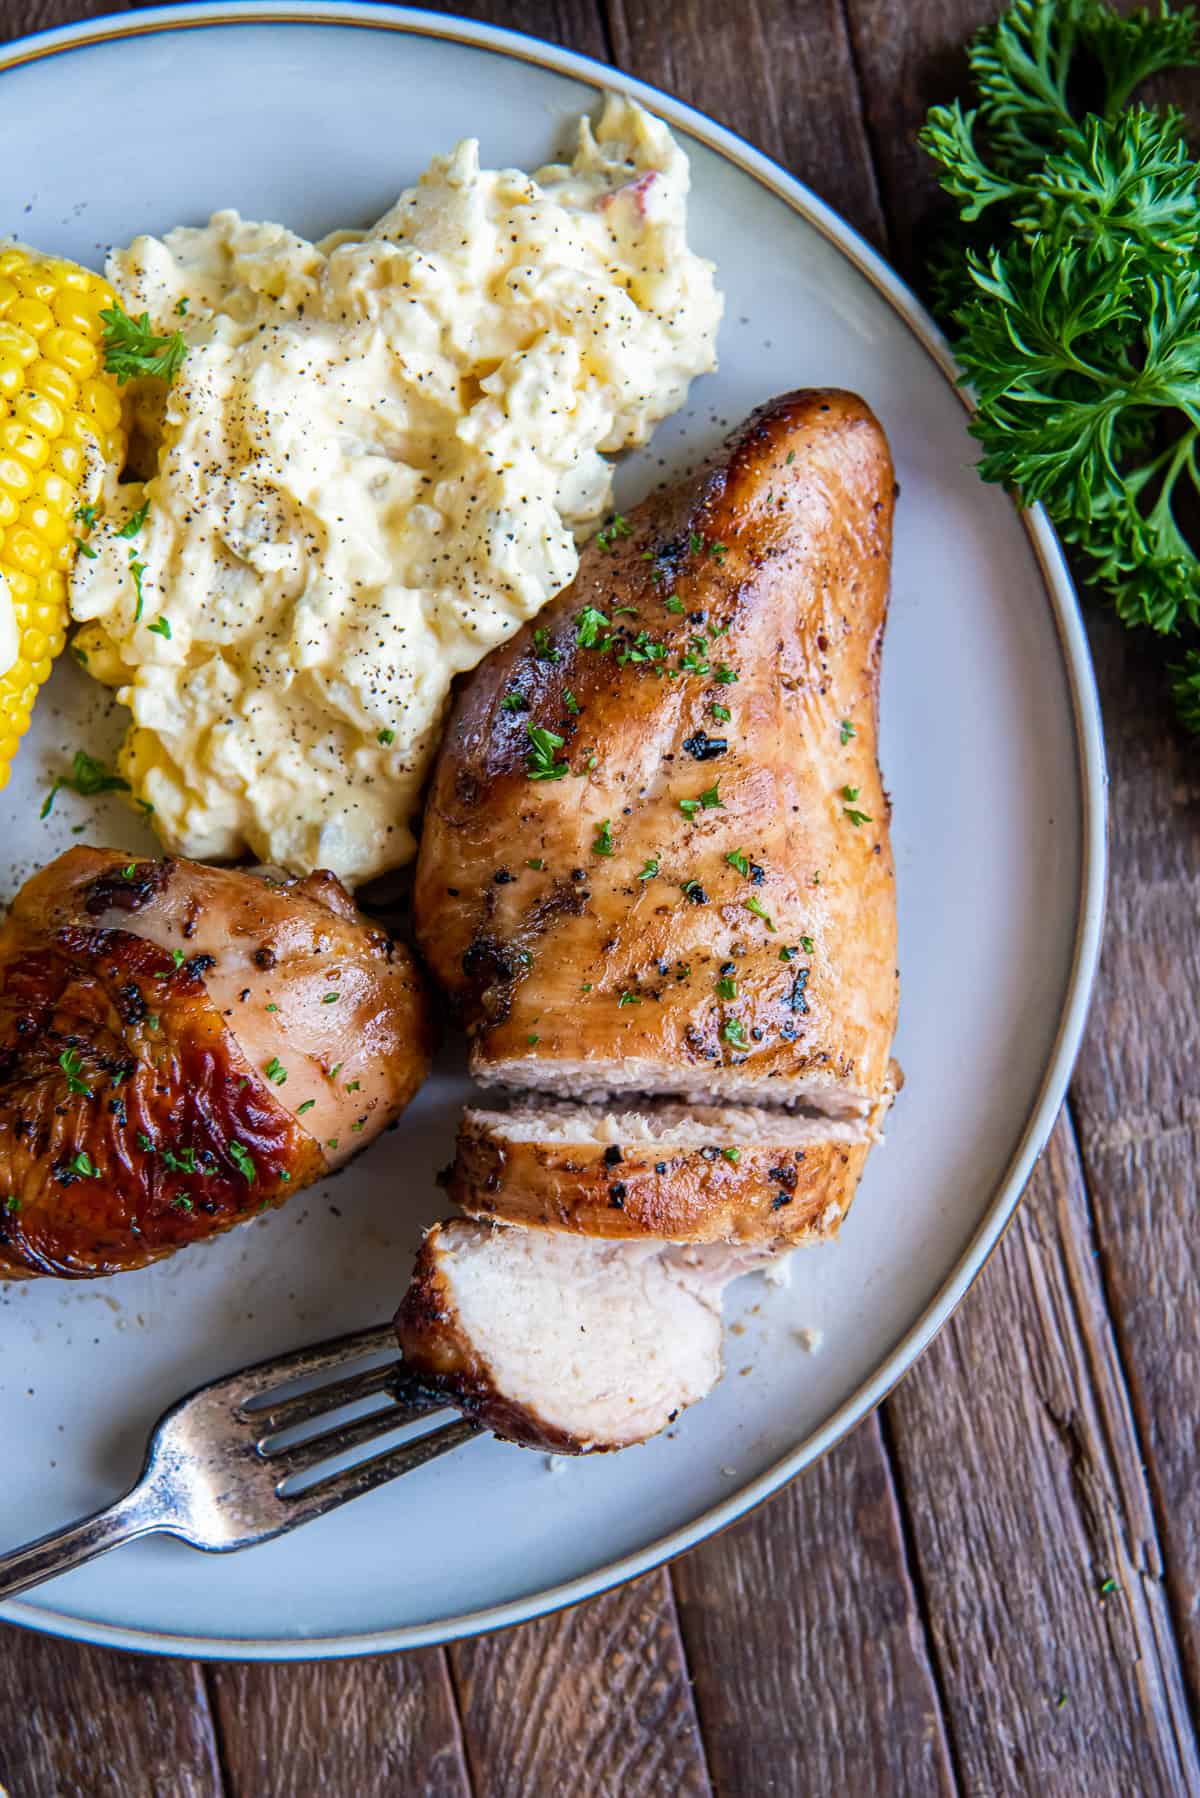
[0,1482,161,1602]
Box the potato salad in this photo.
[69,97,722,884]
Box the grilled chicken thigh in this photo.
[415,390,897,1116]
[0,849,432,1279]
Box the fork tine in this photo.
[277,1419,483,1527]
[221,1323,399,1402]
[262,1394,444,1478]
[244,1360,402,1434]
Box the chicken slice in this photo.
[415,389,898,1118]
[0,848,432,1279]
[395,1220,770,1453]
[449,1097,881,1245]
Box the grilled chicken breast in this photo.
[448,1099,873,1245]
[396,1220,770,1453]
[415,389,897,1116]
[0,848,433,1279]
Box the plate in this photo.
[0,2,1105,1659]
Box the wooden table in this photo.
[2,2,1197,1792]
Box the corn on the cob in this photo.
[0,246,125,788]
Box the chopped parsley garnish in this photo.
[100,303,188,385]
[711,702,731,722]
[665,594,684,613]
[617,630,666,667]
[532,627,560,663]
[680,879,708,904]
[377,728,395,746]
[800,936,815,954]
[526,857,545,870]
[526,722,568,781]
[689,531,704,554]
[527,1032,540,1046]
[59,1048,91,1096]
[786,451,796,464]
[129,554,147,622]
[500,692,528,713]
[322,992,340,1003]
[264,1057,288,1085]
[228,1141,256,1182]
[172,1194,194,1212]
[564,691,580,715]
[713,665,738,685]
[592,819,615,856]
[148,614,171,640]
[74,537,98,559]
[576,606,611,648]
[3,1195,19,1214]
[618,991,641,1006]
[637,856,660,880]
[68,1150,96,1178]
[840,719,856,744]
[680,643,711,676]
[344,1079,361,1094]
[844,806,873,827]
[722,1018,748,1047]
[709,541,728,563]
[780,946,798,961]
[40,749,130,818]
[842,785,860,801]
[716,975,737,1000]
[75,503,97,531]
[296,1099,316,1115]
[722,1146,741,1164]
[595,513,633,552]
[745,895,777,931]
[175,296,190,316]
[115,500,150,540]
[679,783,723,818]
[726,849,750,876]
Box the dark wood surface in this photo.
[1,2,1196,1794]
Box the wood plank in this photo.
[449,1571,711,1798]
[430,0,610,57]
[885,1118,1199,1796]
[0,1624,223,1798]
[1068,609,1200,1705]
[672,1418,957,1795]
[207,1652,470,1798]
[607,0,886,249]
[845,0,1200,1740]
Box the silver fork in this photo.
[0,1324,481,1601]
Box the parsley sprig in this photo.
[920,0,1200,728]
[100,304,188,385]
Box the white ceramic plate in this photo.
[0,2,1105,1659]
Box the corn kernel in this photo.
[0,244,123,784]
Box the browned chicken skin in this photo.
[414,390,898,1115]
[0,849,433,1279]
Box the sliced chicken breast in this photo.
[450,1097,877,1244]
[0,848,433,1279]
[415,389,897,1118]
[395,1219,770,1453]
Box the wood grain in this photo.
[672,1417,956,1796]
[0,1624,223,1798]
[450,1571,711,1797]
[608,0,887,249]
[207,1652,470,1798]
[1069,610,1200,1707]
[886,1120,1199,1796]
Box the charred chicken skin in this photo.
[414,390,897,1116]
[0,849,432,1279]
